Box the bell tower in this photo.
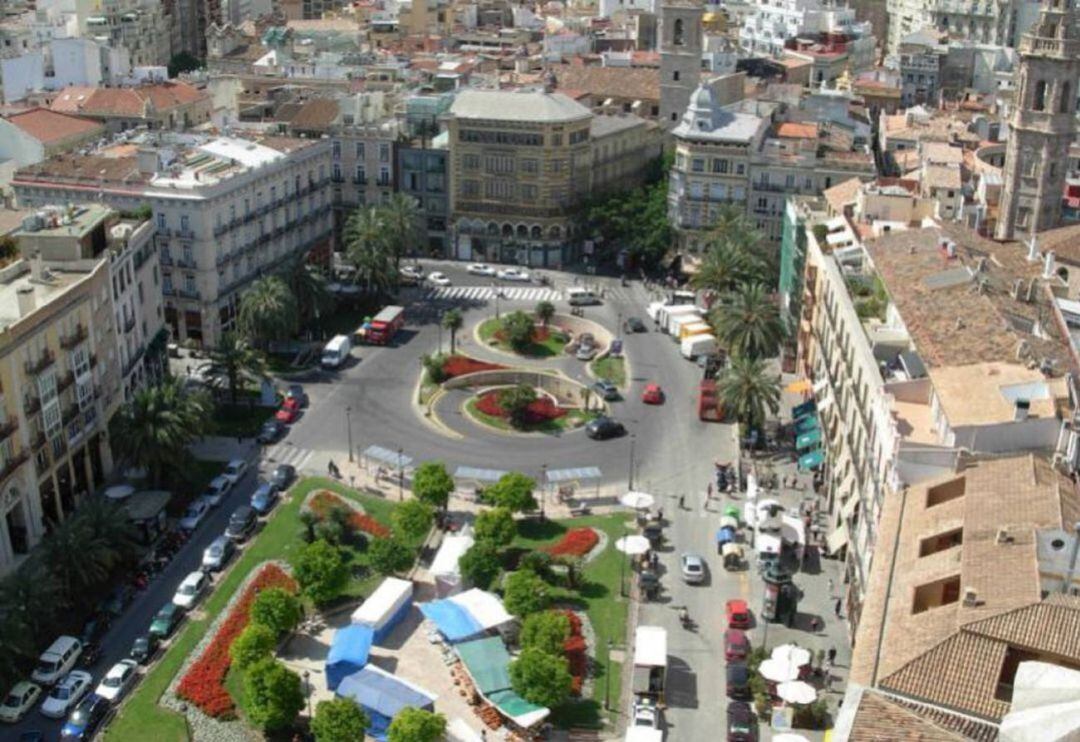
[659,0,703,129]
[996,0,1080,240]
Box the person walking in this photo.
[707,482,714,499]
[827,646,837,664]
[834,598,843,618]
[679,495,686,510]
[827,578,835,596]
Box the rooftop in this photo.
[590,113,649,138]
[0,262,93,332]
[449,89,591,123]
[288,97,340,131]
[49,81,208,118]
[4,107,104,145]
[550,64,660,103]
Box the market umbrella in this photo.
[615,535,651,555]
[776,681,817,705]
[759,658,801,683]
[620,491,656,510]
[772,644,812,668]
[719,515,739,530]
[784,378,812,394]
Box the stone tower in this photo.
[996,0,1080,241]
[659,0,704,129]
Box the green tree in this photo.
[293,539,349,606]
[237,275,298,348]
[484,472,537,513]
[509,647,573,707]
[391,499,434,542]
[368,537,414,576]
[441,308,464,354]
[519,611,570,656]
[167,50,203,77]
[710,283,785,361]
[459,540,501,589]
[0,561,63,681]
[387,707,446,742]
[0,234,18,262]
[501,311,535,352]
[473,507,516,546]
[204,332,266,405]
[503,569,551,617]
[344,206,396,293]
[40,501,133,601]
[280,252,333,328]
[412,460,454,510]
[249,587,303,634]
[381,193,422,271]
[717,356,781,429]
[229,623,277,671]
[498,384,537,429]
[535,300,555,326]
[243,658,305,731]
[422,353,447,384]
[691,240,762,295]
[312,698,370,742]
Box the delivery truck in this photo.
[657,305,699,335]
[356,305,405,345]
[682,333,717,360]
[679,321,712,340]
[632,625,668,704]
[668,312,704,340]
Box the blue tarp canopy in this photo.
[419,599,484,642]
[546,466,602,483]
[336,665,435,742]
[454,466,507,482]
[798,450,825,471]
[716,526,736,545]
[792,400,816,418]
[796,429,822,450]
[363,445,412,468]
[325,625,373,691]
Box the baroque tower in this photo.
[659,0,704,129]
[996,0,1080,241]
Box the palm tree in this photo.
[205,333,267,405]
[74,498,141,569]
[717,356,781,429]
[441,308,464,354]
[0,561,62,663]
[535,300,555,327]
[345,207,397,293]
[381,193,422,270]
[237,275,298,349]
[710,283,785,361]
[691,240,758,295]
[280,252,332,328]
[703,204,762,254]
[39,517,115,601]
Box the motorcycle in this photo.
[679,607,696,631]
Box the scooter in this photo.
[679,607,696,631]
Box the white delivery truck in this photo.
[658,305,699,335]
[681,333,717,360]
[567,287,601,306]
[632,625,668,704]
[679,320,712,340]
[668,312,704,340]
[321,334,352,368]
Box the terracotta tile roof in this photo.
[13,154,146,188]
[1033,223,1080,266]
[5,107,104,144]
[776,121,818,139]
[823,176,862,214]
[551,64,660,103]
[48,82,208,119]
[48,86,98,113]
[847,691,970,741]
[288,98,339,131]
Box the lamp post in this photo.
[628,434,637,490]
[604,638,614,710]
[620,523,629,598]
[492,283,501,319]
[438,311,444,353]
[397,446,404,501]
[303,669,312,719]
[540,463,548,520]
[346,406,354,462]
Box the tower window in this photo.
[674,18,685,45]
[1033,80,1047,111]
[1061,82,1072,114]
[673,71,680,81]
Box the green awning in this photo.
[488,689,550,728]
[795,415,819,434]
[796,429,822,450]
[799,450,825,471]
[455,636,511,695]
[792,400,816,418]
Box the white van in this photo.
[31,636,82,685]
[321,335,352,369]
[567,287,601,306]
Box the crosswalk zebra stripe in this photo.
[265,444,314,470]
[425,287,563,302]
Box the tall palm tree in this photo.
[704,204,762,254]
[710,283,785,361]
[381,193,422,270]
[535,301,555,327]
[717,356,781,429]
[441,308,464,354]
[691,240,759,295]
[205,333,267,405]
[280,252,332,328]
[74,498,141,569]
[345,206,397,293]
[39,517,115,601]
[237,276,298,349]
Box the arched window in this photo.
[487,222,498,235]
[673,18,684,46]
[549,226,562,239]
[1061,81,1073,114]
[530,226,542,239]
[501,223,513,237]
[1033,79,1047,111]
[516,224,528,239]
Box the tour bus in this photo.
[567,287,601,306]
[321,335,352,369]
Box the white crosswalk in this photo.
[264,444,315,471]
[425,286,564,303]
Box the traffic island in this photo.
[463,384,600,435]
[477,315,569,358]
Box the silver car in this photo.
[680,553,706,584]
[202,535,235,571]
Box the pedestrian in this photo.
[834,597,843,618]
[707,482,713,499]
[810,616,821,632]
[236,435,243,445]
[657,507,664,522]
[827,646,837,664]
[827,577,835,596]
[679,495,686,510]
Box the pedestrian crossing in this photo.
[424,286,564,303]
[264,443,315,471]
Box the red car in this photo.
[642,383,664,404]
[724,629,750,662]
[726,599,751,629]
[275,397,300,424]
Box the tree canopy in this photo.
[237,275,298,348]
[229,624,277,671]
[459,540,501,590]
[503,569,551,617]
[368,537,414,576]
[249,587,303,634]
[519,611,571,656]
[501,311,535,352]
[484,472,537,513]
[292,539,349,606]
[387,707,446,742]
[473,507,517,546]
[391,499,434,542]
[717,355,781,429]
[243,658,304,731]
[412,461,454,510]
[312,698,370,742]
[509,647,573,708]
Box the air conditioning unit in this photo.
[962,587,979,607]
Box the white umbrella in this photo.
[772,735,811,742]
[771,644,812,668]
[759,658,800,683]
[776,681,817,705]
[615,535,652,555]
[104,484,136,500]
[719,515,739,530]
[620,491,656,510]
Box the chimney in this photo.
[1044,250,1056,280]
[1014,398,1030,421]
[136,146,160,176]
[30,252,43,281]
[16,286,35,317]
[1028,234,1040,262]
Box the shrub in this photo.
[504,569,550,617]
[498,384,538,428]
[422,353,447,384]
[441,355,505,379]
[502,311,535,351]
[293,539,349,606]
[312,697,370,742]
[459,540,501,589]
[391,499,434,542]
[518,550,553,581]
[484,472,537,512]
[243,658,304,731]
[509,647,573,708]
[412,461,454,510]
[308,491,390,538]
[519,611,570,656]
[546,527,599,557]
[368,537,414,576]
[474,507,516,546]
[387,707,446,742]
[229,624,276,671]
[249,587,303,634]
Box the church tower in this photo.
[996,0,1080,241]
[659,0,703,129]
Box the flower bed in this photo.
[475,390,567,423]
[546,527,599,557]
[442,355,506,379]
[175,564,297,718]
[308,490,390,538]
[561,610,587,696]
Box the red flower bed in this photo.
[442,355,505,379]
[176,564,298,718]
[560,609,587,697]
[492,325,555,343]
[308,490,390,538]
[474,390,567,423]
[546,527,599,557]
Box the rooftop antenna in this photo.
[1028,233,1040,263]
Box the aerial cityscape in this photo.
[0,0,1076,739]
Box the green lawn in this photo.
[104,478,402,742]
[465,398,597,435]
[591,356,627,388]
[513,513,633,728]
[212,402,276,438]
[478,317,568,358]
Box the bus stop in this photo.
[546,466,602,506]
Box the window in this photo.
[521,158,538,174]
[156,213,166,229]
[1061,81,1072,113]
[552,134,563,146]
[356,142,365,158]
[38,372,58,406]
[522,184,538,200]
[462,180,480,197]
[713,159,728,173]
[671,112,679,122]
[926,476,965,507]
[485,156,514,174]
[378,167,390,186]
[180,215,189,233]
[355,166,366,184]
[1033,79,1047,111]
[736,163,745,175]
[333,164,342,182]
[673,17,685,45]
[332,140,341,158]
[463,154,480,170]
[918,528,963,557]
[691,158,704,172]
[912,576,961,613]
[673,70,680,82]
[379,143,390,162]
[484,180,513,199]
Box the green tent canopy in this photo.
[796,429,822,450]
[798,450,825,471]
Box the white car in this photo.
[401,264,423,279]
[202,475,231,507]
[0,681,41,723]
[172,570,209,610]
[40,671,92,719]
[178,497,212,530]
[498,267,531,282]
[222,459,248,485]
[467,263,496,276]
[428,272,451,286]
[95,660,138,704]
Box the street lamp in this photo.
[540,463,548,520]
[438,311,444,353]
[628,434,637,490]
[620,523,629,598]
[346,406,354,462]
[303,669,312,718]
[397,446,404,501]
[492,282,501,319]
[604,639,614,711]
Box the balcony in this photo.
[176,255,198,269]
[57,370,75,393]
[60,323,87,350]
[177,287,201,300]
[0,418,17,442]
[0,450,30,485]
[160,254,174,267]
[24,394,40,415]
[25,349,55,376]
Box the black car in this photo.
[585,416,626,440]
[286,384,308,407]
[226,505,257,541]
[727,701,758,741]
[624,316,647,333]
[270,463,296,490]
[726,663,751,700]
[130,634,159,665]
[79,615,109,647]
[60,694,110,740]
[257,420,286,444]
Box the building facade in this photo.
[396,142,450,256]
[658,0,703,127]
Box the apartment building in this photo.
[48,81,212,133]
[0,108,105,169]
[84,0,171,69]
[397,141,450,256]
[590,114,664,195]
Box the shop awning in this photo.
[796,429,822,450]
[784,378,812,394]
[795,415,819,434]
[325,625,373,691]
[827,522,850,553]
[792,400,816,418]
[798,450,825,471]
[546,466,602,483]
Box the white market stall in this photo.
[351,577,413,643]
[430,528,475,597]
